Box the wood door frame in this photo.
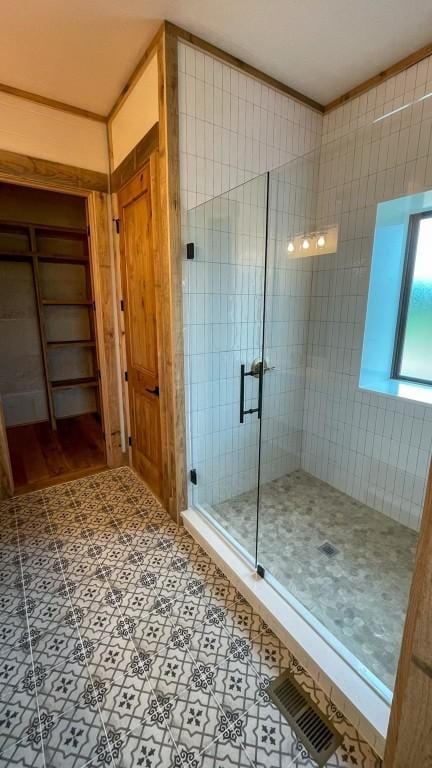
[384,459,432,766]
[0,172,123,498]
[110,23,187,521]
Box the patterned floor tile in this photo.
[114,718,178,768]
[40,706,109,768]
[0,468,382,768]
[0,689,38,753]
[240,695,318,767]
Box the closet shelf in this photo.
[0,250,88,264]
[37,253,89,264]
[51,377,99,390]
[0,219,87,236]
[47,340,96,349]
[42,299,92,306]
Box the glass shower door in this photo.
[185,173,268,564]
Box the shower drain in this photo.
[267,670,343,766]
[318,541,339,558]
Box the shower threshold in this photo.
[182,504,390,758]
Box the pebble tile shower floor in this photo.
[0,467,381,768]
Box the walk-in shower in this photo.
[183,107,431,701]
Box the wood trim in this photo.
[12,464,110,496]
[0,397,13,499]
[30,251,56,430]
[166,21,324,114]
[87,191,123,467]
[0,82,105,122]
[0,148,108,193]
[156,25,187,519]
[108,24,164,122]
[325,42,432,113]
[110,123,159,192]
[384,459,432,767]
[0,179,122,485]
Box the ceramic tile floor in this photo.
[212,470,418,690]
[0,467,382,768]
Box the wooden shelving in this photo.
[42,299,93,306]
[0,251,89,264]
[51,377,99,390]
[47,340,96,349]
[0,218,100,430]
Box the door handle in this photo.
[145,386,159,396]
[240,364,260,423]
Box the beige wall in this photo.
[0,92,109,172]
[110,53,159,170]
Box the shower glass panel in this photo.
[187,102,429,703]
[257,125,422,699]
[185,173,268,564]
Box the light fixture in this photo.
[317,234,326,248]
[302,237,310,250]
[287,240,295,253]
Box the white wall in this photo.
[0,92,108,172]
[179,40,323,504]
[303,55,432,530]
[110,54,159,170]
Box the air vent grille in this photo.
[267,671,343,766]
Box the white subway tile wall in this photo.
[260,153,320,484]
[179,40,323,508]
[178,41,323,210]
[180,38,432,531]
[304,56,432,530]
[184,175,267,507]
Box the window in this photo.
[392,211,432,385]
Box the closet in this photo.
[0,182,106,492]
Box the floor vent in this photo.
[267,671,343,767]
[318,541,339,558]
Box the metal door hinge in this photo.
[190,469,197,485]
[120,299,124,312]
[124,371,128,382]
[92,300,96,311]
[113,218,121,234]
[97,370,101,380]
[87,225,91,236]
[128,436,132,447]
[256,564,265,578]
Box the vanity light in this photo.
[302,237,310,250]
[287,240,295,253]
[317,234,326,248]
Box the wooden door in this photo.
[118,164,163,499]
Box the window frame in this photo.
[391,209,432,386]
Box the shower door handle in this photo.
[240,364,262,423]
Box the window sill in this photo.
[359,374,432,405]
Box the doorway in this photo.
[117,161,163,502]
[0,182,107,493]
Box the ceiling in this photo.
[1,0,432,115]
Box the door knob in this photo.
[145,386,159,396]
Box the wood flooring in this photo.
[7,413,106,493]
